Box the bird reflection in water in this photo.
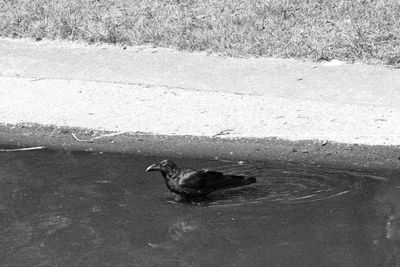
[147,217,201,250]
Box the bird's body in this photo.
[146,160,256,199]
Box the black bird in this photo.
[146,159,256,199]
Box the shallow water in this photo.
[0,149,399,266]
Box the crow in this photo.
[146,159,256,199]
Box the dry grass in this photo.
[1,0,400,66]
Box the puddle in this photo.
[0,149,398,266]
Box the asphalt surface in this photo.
[0,38,399,171]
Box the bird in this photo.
[146,159,256,199]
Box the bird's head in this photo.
[146,159,178,175]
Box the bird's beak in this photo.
[146,163,160,172]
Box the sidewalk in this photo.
[0,38,399,170]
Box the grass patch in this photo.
[1,0,400,66]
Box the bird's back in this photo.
[174,168,256,197]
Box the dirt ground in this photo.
[1,123,399,175]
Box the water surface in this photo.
[0,149,399,266]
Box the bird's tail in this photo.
[225,175,257,186]
[245,176,257,184]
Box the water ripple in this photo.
[201,162,385,207]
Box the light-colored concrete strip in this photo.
[1,38,400,108]
[1,76,399,146]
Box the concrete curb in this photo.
[1,75,400,146]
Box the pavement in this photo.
[0,38,399,171]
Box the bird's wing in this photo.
[178,169,232,190]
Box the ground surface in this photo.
[0,38,399,170]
